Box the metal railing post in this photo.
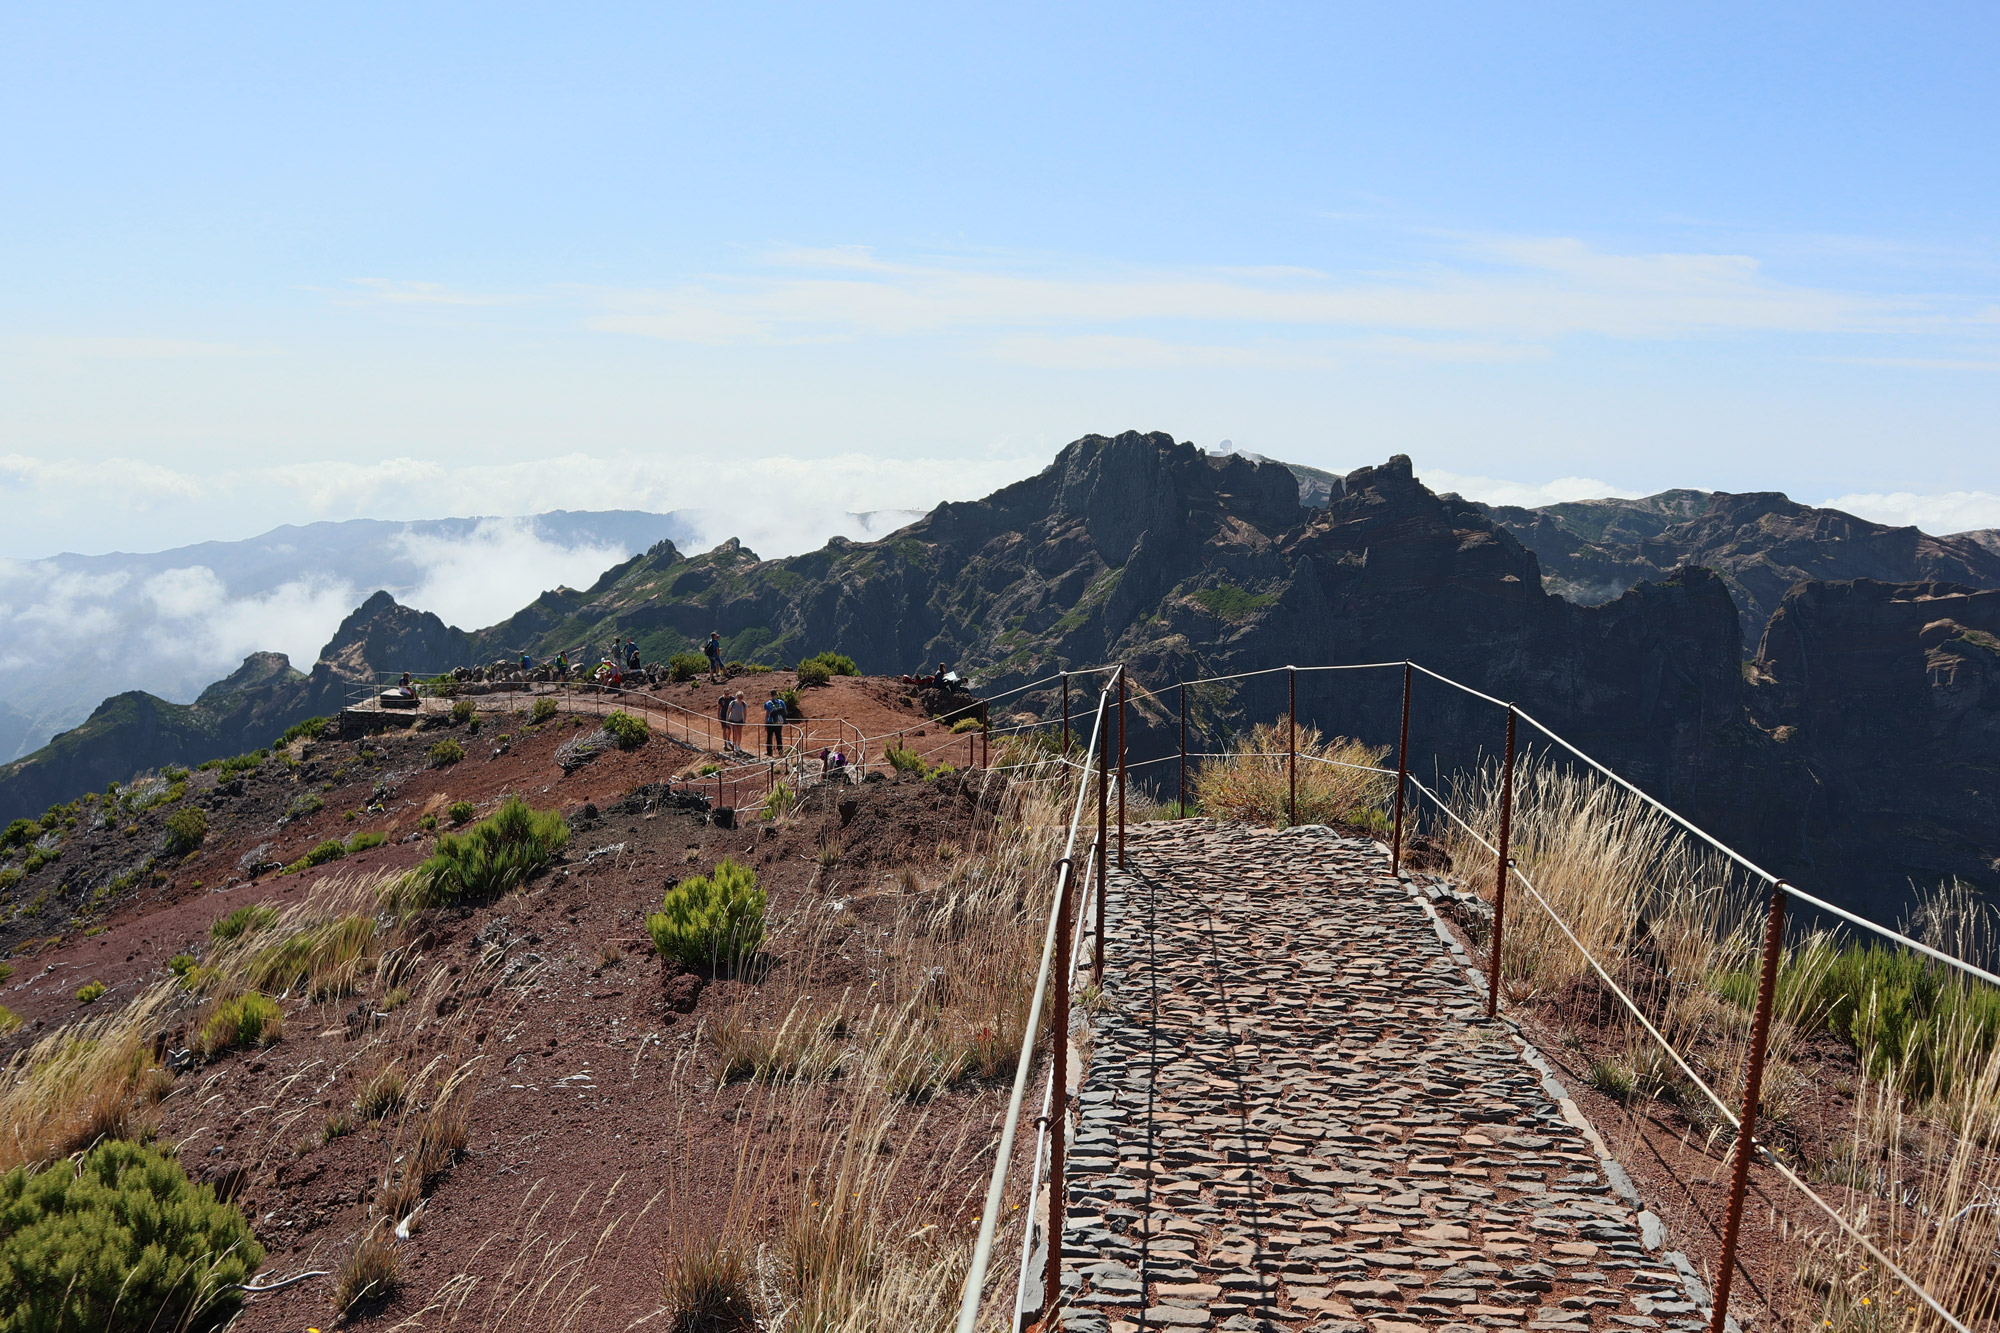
[1178,682,1188,818]
[1042,856,1075,1321]
[1710,879,1787,1333]
[1061,672,1070,756]
[1096,712,1109,893]
[1288,666,1297,827]
[1116,670,1127,869]
[1485,706,1518,1019]
[1391,662,1412,874]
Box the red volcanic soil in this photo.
[1,679,1026,1330]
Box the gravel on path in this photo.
[1054,820,1712,1333]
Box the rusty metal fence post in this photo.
[1061,672,1070,756]
[1116,670,1127,869]
[1391,662,1412,874]
[1043,854,1075,1322]
[1178,682,1188,818]
[1709,879,1787,1333]
[1485,705,1518,1019]
[1287,666,1298,828]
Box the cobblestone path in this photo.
[1058,821,1706,1333]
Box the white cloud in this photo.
[396,519,631,629]
[1416,468,1643,510]
[0,453,204,500]
[1818,490,2000,535]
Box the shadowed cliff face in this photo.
[1479,489,2000,650]
[1745,580,2000,914]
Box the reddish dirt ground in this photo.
[2,680,1031,1330]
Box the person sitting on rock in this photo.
[397,671,414,697]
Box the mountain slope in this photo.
[1477,490,2000,646]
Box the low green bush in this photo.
[198,993,282,1058]
[950,716,983,734]
[168,954,197,979]
[799,650,859,678]
[0,1139,264,1333]
[647,859,766,971]
[446,800,477,826]
[347,831,387,853]
[287,792,323,820]
[303,839,347,867]
[164,806,208,855]
[427,738,465,768]
[211,904,277,941]
[22,846,59,874]
[795,659,832,688]
[886,744,926,775]
[0,819,38,850]
[198,750,266,776]
[668,652,708,683]
[781,688,803,719]
[450,698,475,726]
[396,798,569,910]
[604,710,649,749]
[75,982,106,1004]
[419,812,438,832]
[278,716,327,746]
[530,697,558,723]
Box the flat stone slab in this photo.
[1059,821,1705,1331]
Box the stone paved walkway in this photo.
[1058,820,1705,1333]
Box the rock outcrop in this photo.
[1478,489,2000,649]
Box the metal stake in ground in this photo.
[1096,701,1109,892]
[1709,879,1788,1333]
[1391,661,1412,874]
[1061,672,1070,756]
[1288,666,1298,827]
[1043,855,1075,1323]
[1485,705,1517,1020]
[1178,682,1188,818]
[1116,670,1127,869]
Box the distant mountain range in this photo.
[2,434,1995,929]
[0,506,921,762]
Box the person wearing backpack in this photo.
[703,631,723,682]
[762,690,787,757]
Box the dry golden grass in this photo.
[1192,715,1392,829]
[0,985,176,1171]
[333,1226,401,1316]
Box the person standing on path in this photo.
[715,690,731,747]
[726,692,747,751]
[703,631,723,682]
[762,689,787,757]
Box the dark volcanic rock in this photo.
[1479,489,2000,649]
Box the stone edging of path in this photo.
[1383,841,1732,1333]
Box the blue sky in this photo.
[4,2,2000,556]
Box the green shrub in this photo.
[0,868,21,891]
[164,806,208,855]
[530,697,558,723]
[0,1006,18,1034]
[950,716,983,734]
[795,659,832,688]
[211,904,277,941]
[668,652,708,683]
[419,812,438,832]
[397,798,569,910]
[244,916,376,1000]
[161,766,188,785]
[800,650,858,678]
[886,744,926,775]
[781,688,803,719]
[1799,943,2000,1102]
[168,954,197,979]
[278,716,327,746]
[604,710,649,749]
[0,963,12,984]
[286,792,323,820]
[427,738,465,768]
[198,750,265,776]
[450,698,475,726]
[75,982,106,1004]
[347,831,386,854]
[198,993,283,1058]
[0,1139,264,1333]
[446,800,477,826]
[304,839,347,867]
[1,819,39,850]
[22,846,59,874]
[647,859,766,971]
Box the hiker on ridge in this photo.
[726,692,747,751]
[763,689,787,757]
[703,631,723,682]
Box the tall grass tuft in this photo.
[392,797,568,910]
[1192,716,1392,829]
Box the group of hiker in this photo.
[528,637,644,684]
[715,685,789,757]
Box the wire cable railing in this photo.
[956,655,1996,1333]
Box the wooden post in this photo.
[1485,706,1518,1019]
